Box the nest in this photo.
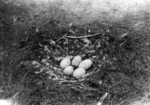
[1,20,150,105]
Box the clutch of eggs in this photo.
[60,56,93,78]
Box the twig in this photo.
[100,92,109,102]
[109,77,123,89]
[58,80,78,84]
[97,92,109,105]
[66,33,102,39]
[55,33,68,42]
[116,99,128,105]
[77,84,99,91]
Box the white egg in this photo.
[71,55,82,67]
[73,68,86,78]
[60,58,71,69]
[63,66,74,75]
[0,99,18,105]
[78,59,93,70]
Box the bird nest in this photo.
[1,21,150,105]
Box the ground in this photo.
[1,0,150,105]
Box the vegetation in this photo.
[1,0,150,105]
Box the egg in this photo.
[71,55,82,67]
[0,99,19,105]
[60,58,71,69]
[78,59,93,70]
[73,68,86,78]
[63,66,74,75]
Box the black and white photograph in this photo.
[0,0,150,105]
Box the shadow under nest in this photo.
[0,21,150,105]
